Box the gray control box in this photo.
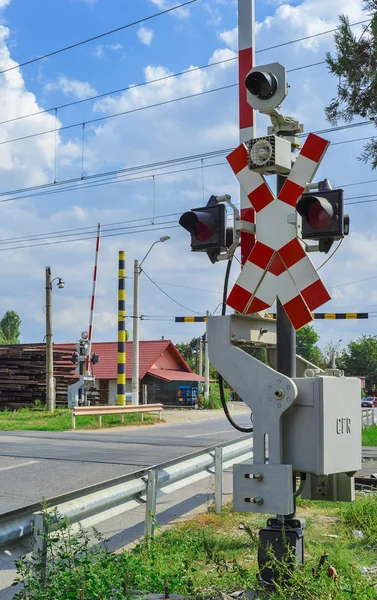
[282,376,361,476]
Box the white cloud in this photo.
[0,0,10,8]
[137,25,154,46]
[147,0,191,18]
[219,27,237,51]
[93,43,124,58]
[44,76,97,100]
[203,2,222,26]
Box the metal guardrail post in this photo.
[144,469,158,541]
[32,512,48,580]
[215,447,223,513]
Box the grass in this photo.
[362,424,377,446]
[201,384,230,410]
[0,407,158,431]
[14,494,377,599]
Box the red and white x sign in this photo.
[226,133,332,330]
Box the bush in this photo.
[202,385,229,410]
[339,493,377,547]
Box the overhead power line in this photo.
[0,222,181,252]
[0,17,368,127]
[0,61,327,149]
[141,270,203,315]
[0,124,373,203]
[0,0,199,76]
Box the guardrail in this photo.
[362,407,375,427]
[0,436,253,552]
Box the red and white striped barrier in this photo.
[86,223,101,373]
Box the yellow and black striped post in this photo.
[117,251,126,406]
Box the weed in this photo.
[362,424,377,446]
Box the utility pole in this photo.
[199,337,203,379]
[195,338,200,374]
[132,236,171,406]
[132,259,140,406]
[45,267,55,413]
[204,310,210,399]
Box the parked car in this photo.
[361,397,376,407]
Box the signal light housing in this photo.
[245,62,288,111]
[296,184,349,253]
[179,196,227,263]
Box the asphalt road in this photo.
[0,411,252,513]
[0,411,251,599]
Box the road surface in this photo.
[0,408,252,513]
[0,409,251,599]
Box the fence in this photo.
[0,436,253,554]
[362,408,376,427]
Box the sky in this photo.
[0,0,374,354]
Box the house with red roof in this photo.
[56,340,204,405]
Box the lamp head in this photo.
[159,235,171,243]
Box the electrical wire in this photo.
[0,160,369,251]
[317,239,343,270]
[0,223,180,252]
[1,14,370,128]
[218,257,253,433]
[0,0,199,76]
[0,120,374,203]
[0,60,324,128]
[0,61,329,150]
[140,269,203,315]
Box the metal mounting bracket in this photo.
[208,315,297,465]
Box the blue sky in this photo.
[0,0,374,355]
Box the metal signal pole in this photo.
[276,175,296,379]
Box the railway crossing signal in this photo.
[225,132,332,330]
[297,179,350,253]
[179,195,228,263]
[245,62,288,111]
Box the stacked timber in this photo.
[0,344,77,410]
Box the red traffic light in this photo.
[296,186,349,253]
[179,197,227,263]
[300,196,334,230]
[179,211,216,241]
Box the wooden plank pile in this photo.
[0,344,77,410]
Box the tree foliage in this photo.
[326,6,377,167]
[337,334,377,391]
[0,310,21,344]
[296,325,324,368]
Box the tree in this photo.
[175,338,198,371]
[337,334,377,391]
[325,6,377,167]
[296,325,324,367]
[0,310,21,344]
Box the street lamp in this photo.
[45,267,65,413]
[132,236,171,405]
[331,339,343,369]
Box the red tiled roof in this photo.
[148,368,204,382]
[55,340,192,381]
